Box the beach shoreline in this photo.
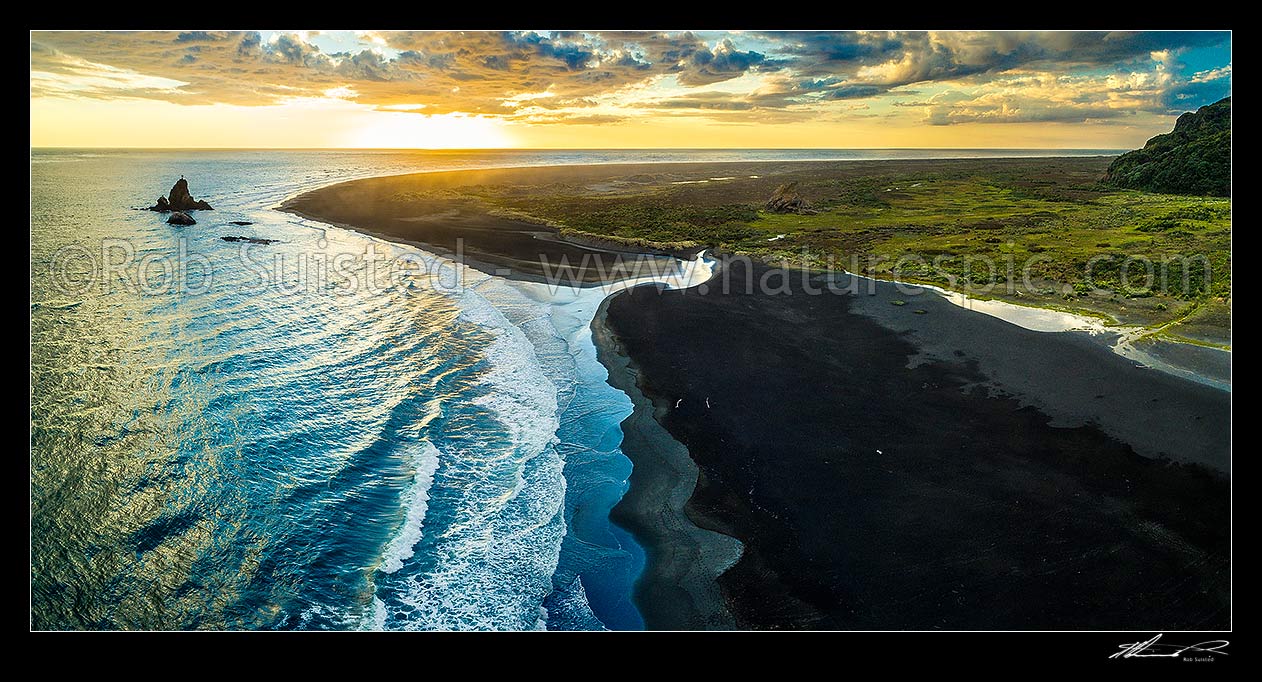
[277,159,1230,630]
[592,291,744,630]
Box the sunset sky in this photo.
[30,30,1231,149]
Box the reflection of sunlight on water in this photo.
[1112,338,1231,392]
[31,151,536,630]
[918,283,1110,334]
[902,279,1230,391]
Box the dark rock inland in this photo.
[764,182,817,214]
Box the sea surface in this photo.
[30,148,1121,630]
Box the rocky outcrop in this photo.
[764,182,817,214]
[1103,97,1230,197]
[220,235,277,244]
[167,211,196,225]
[149,178,213,212]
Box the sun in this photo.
[346,111,515,149]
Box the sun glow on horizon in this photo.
[342,111,515,149]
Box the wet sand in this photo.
[593,295,743,629]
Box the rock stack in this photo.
[149,178,213,212]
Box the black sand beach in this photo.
[283,162,1231,631]
[603,259,1229,629]
[593,295,743,629]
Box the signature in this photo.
[1110,634,1230,660]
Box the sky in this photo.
[30,30,1232,149]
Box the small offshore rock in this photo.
[150,178,213,211]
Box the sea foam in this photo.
[366,258,569,630]
[379,440,441,574]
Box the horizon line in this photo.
[30,145,1129,152]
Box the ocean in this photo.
[29,147,1121,630]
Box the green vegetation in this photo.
[1104,97,1231,197]
[1157,298,1233,346]
[742,179,1230,301]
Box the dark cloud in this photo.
[482,54,511,71]
[396,50,458,72]
[765,31,907,63]
[818,84,883,100]
[335,50,393,81]
[505,31,596,70]
[175,31,219,43]
[269,34,325,65]
[612,52,652,70]
[1028,31,1228,66]
[236,31,261,56]
[676,39,770,85]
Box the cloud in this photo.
[504,31,597,70]
[237,31,261,56]
[923,99,1131,126]
[29,30,1231,127]
[522,112,630,125]
[175,31,219,43]
[335,50,392,81]
[1191,65,1231,83]
[267,33,331,67]
[649,92,759,110]
[817,84,883,100]
[30,48,189,99]
[675,38,775,86]
[901,61,1229,126]
[765,31,1228,84]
